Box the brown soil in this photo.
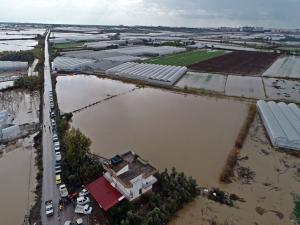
[188,51,280,76]
[169,115,300,225]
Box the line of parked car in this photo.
[45,90,92,225]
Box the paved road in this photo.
[41,30,74,225]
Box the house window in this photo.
[139,188,142,195]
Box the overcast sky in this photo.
[0,0,299,28]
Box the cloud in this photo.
[0,0,299,28]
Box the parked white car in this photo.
[77,196,90,205]
[59,184,69,198]
[74,204,92,215]
[54,141,60,152]
[55,152,61,162]
[52,134,58,142]
[45,200,54,217]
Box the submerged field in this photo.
[145,50,226,66]
[56,75,248,187]
[56,74,300,225]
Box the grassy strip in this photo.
[53,42,85,49]
[220,104,257,183]
[145,50,226,66]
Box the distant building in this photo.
[103,151,158,201]
[240,26,255,32]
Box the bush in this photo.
[14,76,41,90]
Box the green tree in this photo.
[65,128,91,170]
[121,211,143,225]
[146,207,166,225]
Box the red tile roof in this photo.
[86,176,124,211]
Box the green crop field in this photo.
[146,50,226,66]
[53,42,85,49]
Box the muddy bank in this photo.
[169,116,300,225]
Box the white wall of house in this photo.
[104,171,157,201]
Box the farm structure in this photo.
[0,61,28,72]
[188,51,280,76]
[225,76,265,99]
[176,72,226,93]
[263,56,300,79]
[106,62,187,86]
[52,56,95,71]
[257,100,300,151]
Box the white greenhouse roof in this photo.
[0,61,28,71]
[257,100,300,151]
[106,62,187,86]
[52,57,95,71]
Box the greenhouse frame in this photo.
[257,100,300,150]
[106,62,187,86]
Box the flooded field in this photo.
[0,137,37,225]
[56,75,136,113]
[0,90,40,124]
[0,89,40,225]
[264,78,300,103]
[57,75,248,187]
[56,74,300,225]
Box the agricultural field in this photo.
[263,56,300,79]
[52,41,85,49]
[146,50,226,66]
[225,76,265,99]
[188,51,280,76]
[176,72,226,93]
[263,78,300,103]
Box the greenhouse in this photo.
[0,61,28,72]
[106,62,187,86]
[52,56,95,71]
[257,100,300,150]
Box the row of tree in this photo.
[0,50,35,62]
[62,128,103,191]
[108,168,200,225]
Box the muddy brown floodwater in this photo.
[0,137,37,225]
[57,75,252,225]
[0,90,39,225]
[57,75,248,187]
